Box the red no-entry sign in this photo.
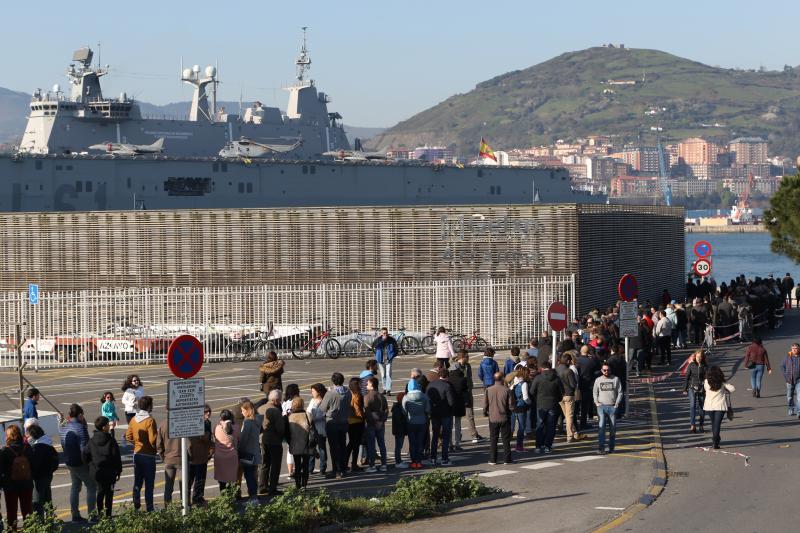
[167,335,204,379]
[547,301,568,331]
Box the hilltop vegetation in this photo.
[370,47,800,157]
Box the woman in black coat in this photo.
[683,350,708,433]
[83,416,123,518]
[448,361,469,451]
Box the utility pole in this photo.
[16,323,25,415]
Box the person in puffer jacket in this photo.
[434,327,455,368]
[478,347,500,388]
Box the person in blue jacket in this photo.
[23,388,40,424]
[372,327,399,395]
[478,347,500,388]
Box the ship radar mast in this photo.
[295,27,312,85]
[181,62,218,122]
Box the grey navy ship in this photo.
[0,31,603,212]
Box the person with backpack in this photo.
[363,377,389,472]
[426,368,455,466]
[1,425,34,529]
[60,403,96,523]
[83,416,122,519]
[530,361,565,454]
[25,423,58,518]
[510,366,531,452]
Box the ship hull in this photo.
[0,155,603,212]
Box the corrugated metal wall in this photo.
[0,204,683,313]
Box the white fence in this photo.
[0,276,575,369]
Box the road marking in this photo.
[478,469,517,477]
[521,461,562,470]
[565,455,604,462]
[595,506,625,511]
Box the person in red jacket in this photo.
[744,338,771,398]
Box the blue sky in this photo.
[3,0,798,127]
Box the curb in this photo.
[591,383,667,533]
[316,490,511,532]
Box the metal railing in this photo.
[0,275,575,369]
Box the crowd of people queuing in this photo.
[0,274,793,528]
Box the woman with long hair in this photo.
[282,384,301,479]
[434,326,455,369]
[288,396,313,489]
[238,401,261,503]
[307,383,328,475]
[213,409,239,490]
[683,350,708,433]
[1,425,34,528]
[703,366,735,449]
[346,377,365,472]
[120,375,144,424]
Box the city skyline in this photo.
[2,0,799,127]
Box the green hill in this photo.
[370,47,800,157]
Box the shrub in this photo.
[55,470,496,532]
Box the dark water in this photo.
[685,232,798,283]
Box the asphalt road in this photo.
[0,349,660,529]
[620,313,800,533]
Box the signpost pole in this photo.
[551,330,557,368]
[181,436,189,516]
[624,336,630,416]
[16,323,23,415]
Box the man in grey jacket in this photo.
[319,372,352,479]
[593,363,622,454]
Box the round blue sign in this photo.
[694,240,712,258]
[167,335,204,379]
[618,273,639,302]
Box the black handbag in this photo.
[238,449,256,465]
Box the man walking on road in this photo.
[373,328,398,395]
[594,363,622,454]
[484,372,514,465]
[781,343,800,417]
[530,361,564,454]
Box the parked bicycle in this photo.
[451,330,488,352]
[395,327,421,355]
[224,331,277,362]
[292,326,340,360]
[343,328,380,357]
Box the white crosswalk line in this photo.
[521,461,562,470]
[564,455,604,462]
[479,469,517,477]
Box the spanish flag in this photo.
[479,137,497,162]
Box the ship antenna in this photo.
[295,26,311,82]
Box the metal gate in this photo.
[0,276,575,369]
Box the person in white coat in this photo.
[434,327,455,369]
[121,375,144,424]
[703,366,735,450]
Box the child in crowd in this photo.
[100,392,119,437]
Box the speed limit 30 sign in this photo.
[693,258,712,277]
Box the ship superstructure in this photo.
[1,31,605,212]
